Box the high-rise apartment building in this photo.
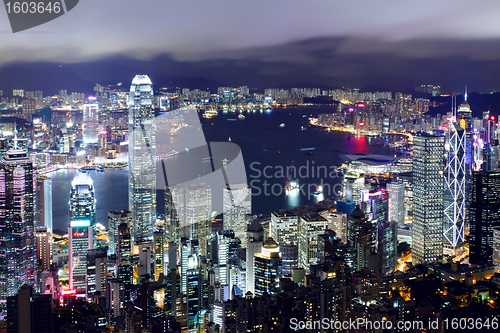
[0,143,36,310]
[129,74,156,242]
[412,134,444,264]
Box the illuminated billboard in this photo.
[70,219,91,227]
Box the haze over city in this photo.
[1,0,499,92]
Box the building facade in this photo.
[412,134,444,264]
[129,75,156,242]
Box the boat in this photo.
[202,110,218,118]
[238,114,245,120]
[279,123,285,128]
[313,185,323,195]
[300,125,307,131]
[285,161,299,194]
[79,166,95,172]
[97,166,105,172]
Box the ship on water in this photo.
[285,161,299,194]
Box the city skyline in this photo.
[1,1,500,330]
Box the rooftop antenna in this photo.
[464,85,468,102]
[13,130,18,150]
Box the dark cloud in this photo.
[0,1,499,92]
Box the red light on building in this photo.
[357,103,365,108]
[359,122,365,127]
[62,289,76,295]
[491,116,495,120]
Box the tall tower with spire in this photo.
[0,137,36,312]
[128,75,156,242]
[443,95,467,250]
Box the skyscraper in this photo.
[246,219,264,295]
[166,184,212,256]
[254,237,282,297]
[36,226,53,272]
[443,117,466,249]
[298,213,328,273]
[347,208,373,272]
[36,175,53,233]
[128,74,156,242]
[270,210,298,246]
[412,134,444,264]
[69,219,92,298]
[0,143,36,310]
[469,171,500,264]
[69,173,96,245]
[386,181,405,226]
[83,103,99,145]
[68,174,96,298]
[223,184,251,245]
[108,210,132,256]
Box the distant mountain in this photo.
[155,76,226,92]
[0,65,94,95]
[100,76,226,93]
[272,82,341,90]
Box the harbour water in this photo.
[49,106,393,231]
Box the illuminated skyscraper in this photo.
[412,134,444,264]
[469,171,500,265]
[0,143,36,310]
[443,117,466,249]
[245,220,264,295]
[108,210,132,256]
[68,173,95,298]
[223,184,251,245]
[270,210,298,246]
[166,184,212,256]
[36,175,53,233]
[69,219,92,298]
[36,226,53,272]
[254,237,282,297]
[128,75,156,242]
[298,213,328,273]
[83,103,99,145]
[386,181,405,226]
[69,173,96,245]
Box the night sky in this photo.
[1,0,499,92]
